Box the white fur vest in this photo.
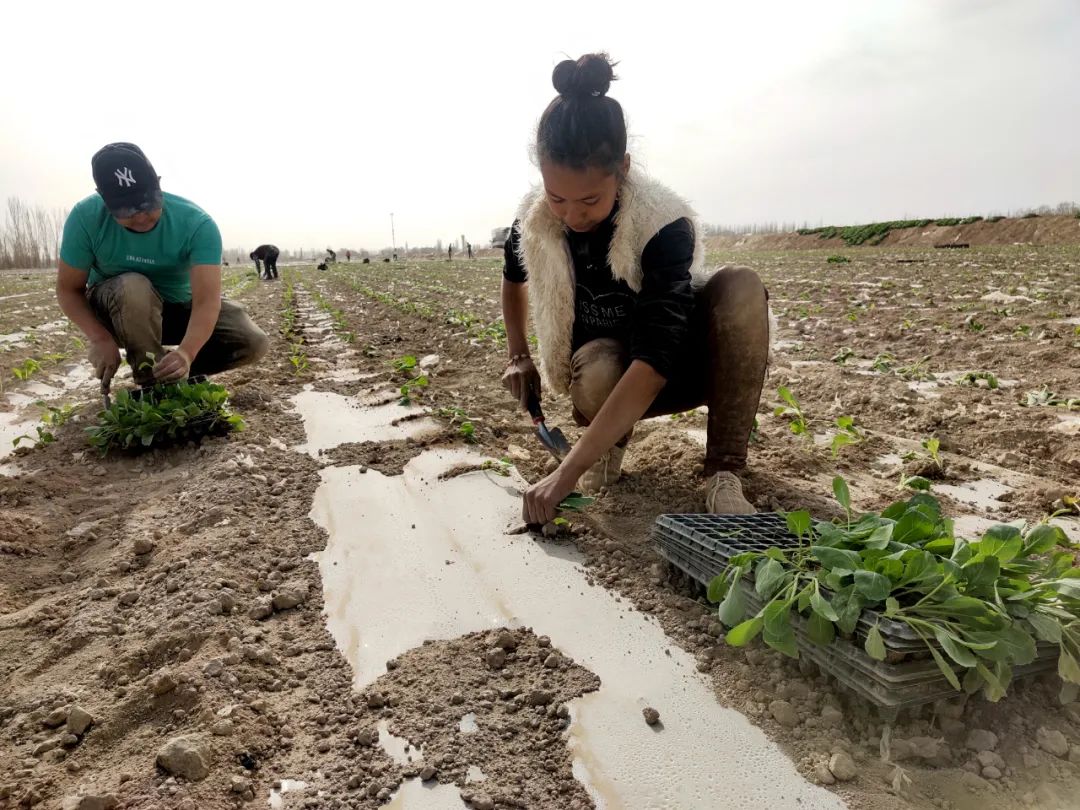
[514,168,708,395]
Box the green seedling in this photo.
[398,375,429,406]
[392,355,418,372]
[830,415,866,459]
[826,255,850,264]
[707,475,1080,703]
[458,422,477,443]
[558,493,595,511]
[774,386,809,437]
[86,379,243,453]
[289,350,309,375]
[871,352,895,373]
[1022,387,1079,410]
[958,371,999,389]
[13,425,56,449]
[831,347,855,365]
[12,358,42,380]
[895,356,935,382]
[480,459,513,477]
[965,316,986,333]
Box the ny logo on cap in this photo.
[115,167,136,187]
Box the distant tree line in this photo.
[0,197,67,270]
[704,201,1080,238]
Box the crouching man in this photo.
[56,142,270,390]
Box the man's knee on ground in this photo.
[570,339,625,421]
[242,328,271,365]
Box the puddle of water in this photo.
[385,779,467,809]
[935,479,1011,511]
[309,449,844,810]
[872,453,902,470]
[458,713,478,734]
[268,779,309,809]
[377,720,421,765]
[465,765,486,784]
[290,390,441,456]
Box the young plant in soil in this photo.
[958,371,999,390]
[391,355,429,405]
[708,476,1080,702]
[774,386,809,438]
[12,404,78,449]
[86,380,244,453]
[1022,386,1079,410]
[831,347,855,365]
[12,358,42,380]
[830,415,866,459]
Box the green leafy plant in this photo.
[895,356,935,382]
[708,476,1080,702]
[831,347,855,365]
[558,493,595,511]
[1022,387,1080,410]
[289,345,309,375]
[481,458,513,477]
[774,386,809,437]
[392,355,418,372]
[958,371,999,389]
[871,352,896,374]
[398,374,428,405]
[827,255,851,264]
[86,380,244,453]
[12,358,42,380]
[830,415,866,459]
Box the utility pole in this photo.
[390,213,396,261]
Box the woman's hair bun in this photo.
[552,53,616,99]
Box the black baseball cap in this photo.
[91,142,163,218]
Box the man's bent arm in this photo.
[56,260,114,343]
[179,264,222,361]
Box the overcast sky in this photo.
[1,0,1077,254]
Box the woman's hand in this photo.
[501,356,541,410]
[522,466,578,526]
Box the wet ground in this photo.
[0,247,1078,809]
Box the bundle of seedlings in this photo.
[708,477,1080,702]
[87,379,244,453]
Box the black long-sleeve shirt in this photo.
[503,208,695,380]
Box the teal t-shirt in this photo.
[60,191,222,303]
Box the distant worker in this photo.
[346,249,352,262]
[326,248,336,263]
[448,244,453,260]
[500,55,769,525]
[467,242,473,259]
[250,244,280,280]
[56,142,269,389]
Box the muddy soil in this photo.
[0,247,1078,810]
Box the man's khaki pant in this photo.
[87,272,270,386]
[569,266,769,475]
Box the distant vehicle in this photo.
[490,226,511,249]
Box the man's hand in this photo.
[522,466,578,526]
[153,348,192,382]
[88,336,121,388]
[501,356,541,411]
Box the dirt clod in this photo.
[828,751,858,782]
[642,707,660,726]
[156,735,211,781]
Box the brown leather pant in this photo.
[570,266,769,474]
[87,272,270,386]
